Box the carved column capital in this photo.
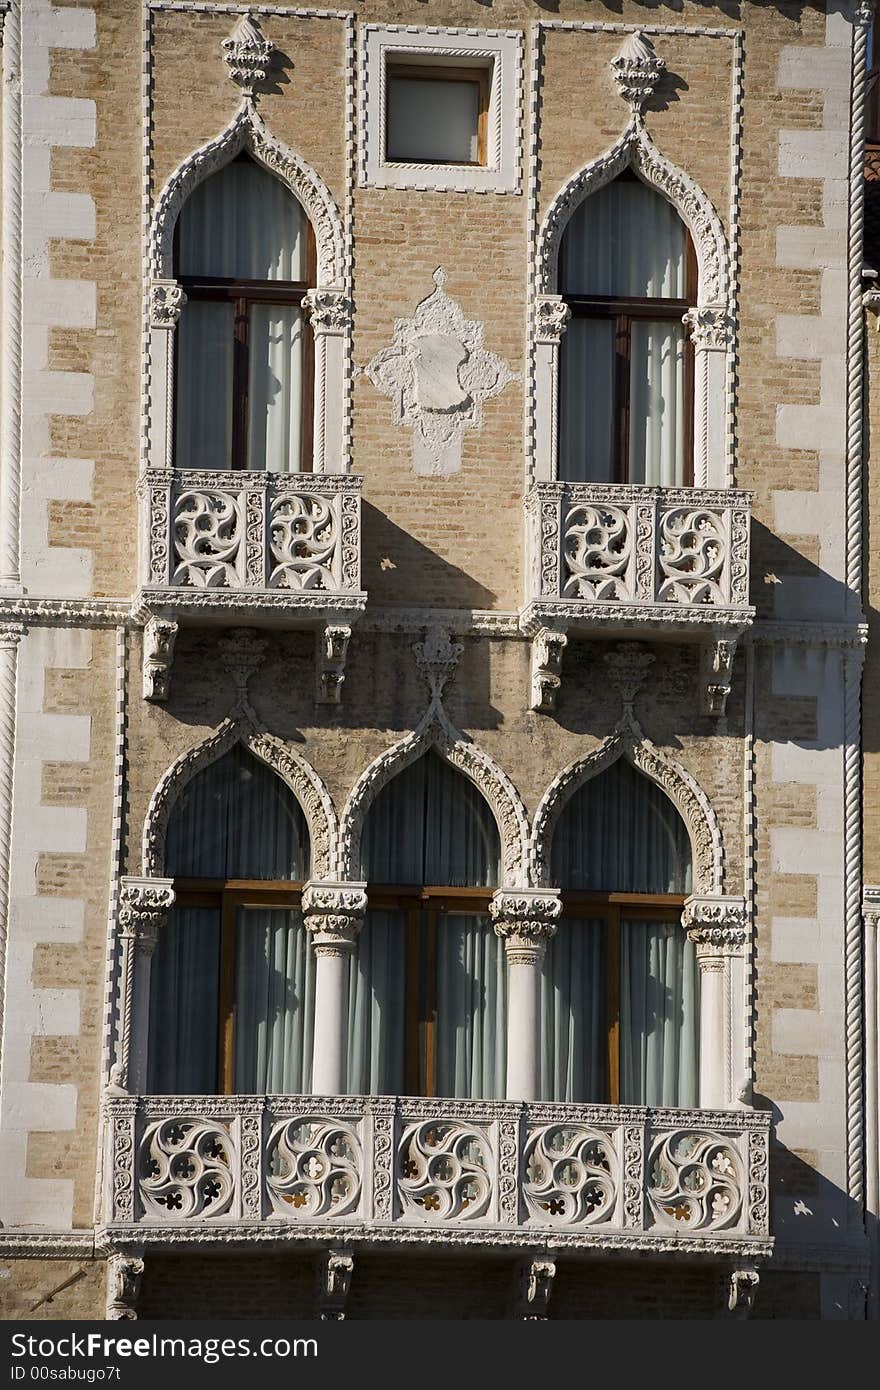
[303,289,353,336]
[303,880,368,957]
[534,295,571,344]
[683,304,736,352]
[150,279,186,329]
[683,894,747,957]
[863,885,880,931]
[0,621,25,649]
[491,889,562,963]
[118,877,176,956]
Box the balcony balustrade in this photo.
[522,482,754,715]
[103,1094,771,1261]
[135,468,366,701]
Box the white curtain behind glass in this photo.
[349,752,504,1098]
[558,177,688,485]
[547,758,697,1106]
[386,77,480,164]
[176,158,309,473]
[148,744,313,1094]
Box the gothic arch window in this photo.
[174,155,316,474]
[558,173,696,486]
[147,743,314,1094]
[348,750,506,1099]
[543,757,698,1107]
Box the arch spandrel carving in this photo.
[338,714,531,888]
[142,718,338,881]
[150,102,345,287]
[536,118,729,307]
[530,731,724,896]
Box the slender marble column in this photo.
[303,881,367,1094]
[491,889,561,1101]
[683,894,747,1110]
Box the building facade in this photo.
[0,0,876,1320]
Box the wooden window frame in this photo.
[561,196,698,486]
[174,205,317,474]
[384,62,491,168]
[558,889,686,1105]
[173,878,305,1094]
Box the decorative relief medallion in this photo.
[522,1125,617,1226]
[364,268,518,477]
[397,1120,492,1222]
[266,1117,362,1219]
[139,1117,236,1220]
[647,1130,743,1232]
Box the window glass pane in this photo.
[435,914,506,1099]
[540,918,607,1102]
[559,317,616,482]
[386,76,481,164]
[233,907,314,1093]
[560,179,687,298]
[347,909,406,1094]
[178,159,308,281]
[147,906,220,1092]
[628,320,686,486]
[619,919,699,1107]
[165,743,309,880]
[247,305,304,473]
[551,759,692,894]
[175,300,234,471]
[361,750,500,887]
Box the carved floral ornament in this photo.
[363,269,519,477]
[609,31,666,115]
[221,13,274,98]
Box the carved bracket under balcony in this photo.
[522,483,753,718]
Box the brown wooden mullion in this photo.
[405,906,421,1096]
[230,296,249,471]
[607,905,621,1105]
[218,890,237,1095]
[424,909,437,1098]
[616,313,631,485]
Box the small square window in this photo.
[385,65,489,167]
[361,25,522,194]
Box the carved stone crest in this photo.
[610,31,665,114]
[364,268,518,476]
[221,14,274,97]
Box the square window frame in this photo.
[384,62,491,168]
[360,25,523,195]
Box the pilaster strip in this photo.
[725,28,744,488]
[0,0,23,585]
[742,637,756,1096]
[524,21,542,485]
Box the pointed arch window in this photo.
[558,173,696,486]
[349,751,506,1099]
[174,155,316,474]
[544,758,698,1107]
[147,744,314,1094]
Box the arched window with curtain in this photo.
[147,743,314,1094]
[543,757,698,1107]
[558,172,696,487]
[349,751,506,1100]
[174,154,315,474]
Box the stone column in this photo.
[683,895,747,1110]
[682,307,735,487]
[114,877,176,1093]
[532,297,571,481]
[303,291,352,474]
[147,280,186,471]
[303,881,368,1095]
[490,890,561,1101]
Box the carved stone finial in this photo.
[364,268,518,476]
[218,628,268,700]
[856,1,875,29]
[610,31,665,114]
[603,643,656,711]
[413,625,463,702]
[221,13,274,96]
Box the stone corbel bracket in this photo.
[315,1249,354,1321]
[863,288,880,327]
[316,623,352,705]
[515,1255,557,1320]
[720,1264,760,1319]
[141,612,178,702]
[105,1248,145,1321]
[700,631,743,718]
[529,624,568,712]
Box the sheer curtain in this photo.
[148,744,314,1094]
[176,157,309,473]
[546,758,697,1105]
[558,176,688,485]
[349,752,504,1097]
